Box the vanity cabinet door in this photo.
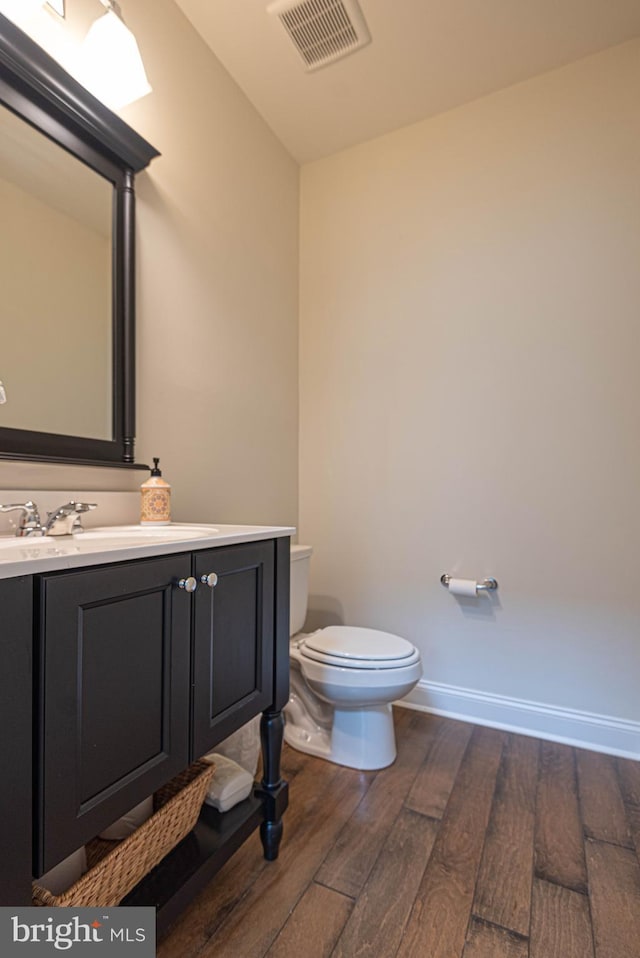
[192,541,275,759]
[0,575,32,904]
[36,555,192,875]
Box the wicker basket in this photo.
[32,759,215,908]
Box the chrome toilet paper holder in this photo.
[440,574,499,592]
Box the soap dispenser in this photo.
[140,458,171,525]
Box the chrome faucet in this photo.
[0,500,97,536]
[43,501,97,536]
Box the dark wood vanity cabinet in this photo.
[33,537,288,901]
[192,542,274,758]
[0,576,32,905]
[36,554,193,874]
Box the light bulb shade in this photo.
[0,1,45,25]
[76,8,151,110]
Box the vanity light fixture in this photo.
[0,1,46,25]
[45,0,65,17]
[76,0,151,110]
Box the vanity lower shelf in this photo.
[123,792,266,936]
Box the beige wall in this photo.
[0,0,299,527]
[299,40,640,738]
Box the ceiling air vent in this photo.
[267,0,372,72]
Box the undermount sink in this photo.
[0,536,55,549]
[0,537,78,563]
[78,524,217,540]
[0,524,219,563]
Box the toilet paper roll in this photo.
[447,578,478,597]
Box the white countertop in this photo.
[0,523,295,579]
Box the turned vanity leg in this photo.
[258,709,288,861]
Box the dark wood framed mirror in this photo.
[0,13,158,467]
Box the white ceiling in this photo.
[175,0,640,164]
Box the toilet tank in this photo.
[289,545,313,636]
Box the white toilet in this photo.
[284,545,422,770]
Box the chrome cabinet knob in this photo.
[178,576,198,592]
[201,572,218,588]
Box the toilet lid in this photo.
[300,626,419,670]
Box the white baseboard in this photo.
[398,679,640,760]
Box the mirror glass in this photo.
[0,101,113,440]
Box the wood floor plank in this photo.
[529,878,594,958]
[315,710,436,898]
[394,726,505,958]
[616,756,640,808]
[265,882,353,958]
[463,918,528,958]
[534,741,588,892]
[158,754,344,958]
[405,716,473,820]
[577,750,632,847]
[331,808,438,958]
[585,838,640,958]
[280,741,313,778]
[473,734,539,937]
[625,802,640,863]
[197,764,373,958]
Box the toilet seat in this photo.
[299,626,420,670]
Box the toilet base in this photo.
[284,702,397,770]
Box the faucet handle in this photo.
[0,500,42,536]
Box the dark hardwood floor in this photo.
[158,709,640,958]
